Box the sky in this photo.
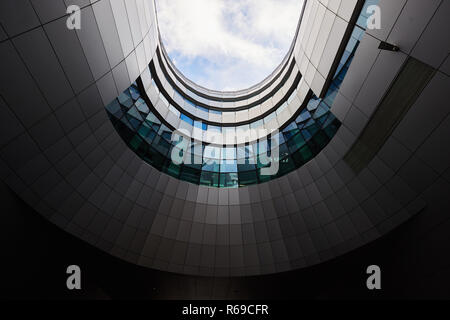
[156,0,304,91]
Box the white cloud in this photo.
[156,0,304,91]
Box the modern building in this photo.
[0,0,449,299]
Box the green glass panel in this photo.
[291,149,305,166]
[287,132,306,152]
[299,145,313,161]
[237,163,256,172]
[129,135,143,151]
[279,142,290,159]
[118,92,133,108]
[127,106,143,121]
[306,122,320,137]
[106,99,122,117]
[277,156,296,176]
[166,162,181,178]
[125,114,142,130]
[200,171,219,187]
[238,170,258,186]
[147,147,166,170]
[138,123,152,139]
[152,136,170,156]
[180,166,200,184]
[312,131,329,149]
[219,172,239,188]
[257,169,272,183]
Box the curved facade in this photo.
[1,0,449,278]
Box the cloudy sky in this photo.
[156,0,304,91]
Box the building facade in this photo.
[0,0,449,279]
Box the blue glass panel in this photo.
[180,113,194,125]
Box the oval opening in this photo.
[156,0,305,92]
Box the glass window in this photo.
[238,170,258,186]
[307,97,320,111]
[166,162,181,178]
[184,98,196,108]
[194,120,207,131]
[207,125,222,134]
[106,99,121,117]
[196,105,209,113]
[135,98,149,113]
[173,89,184,102]
[209,109,222,115]
[118,91,133,108]
[202,159,220,172]
[220,159,237,173]
[222,147,236,160]
[180,166,200,184]
[129,86,140,100]
[220,172,239,188]
[200,171,219,187]
[180,113,194,125]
